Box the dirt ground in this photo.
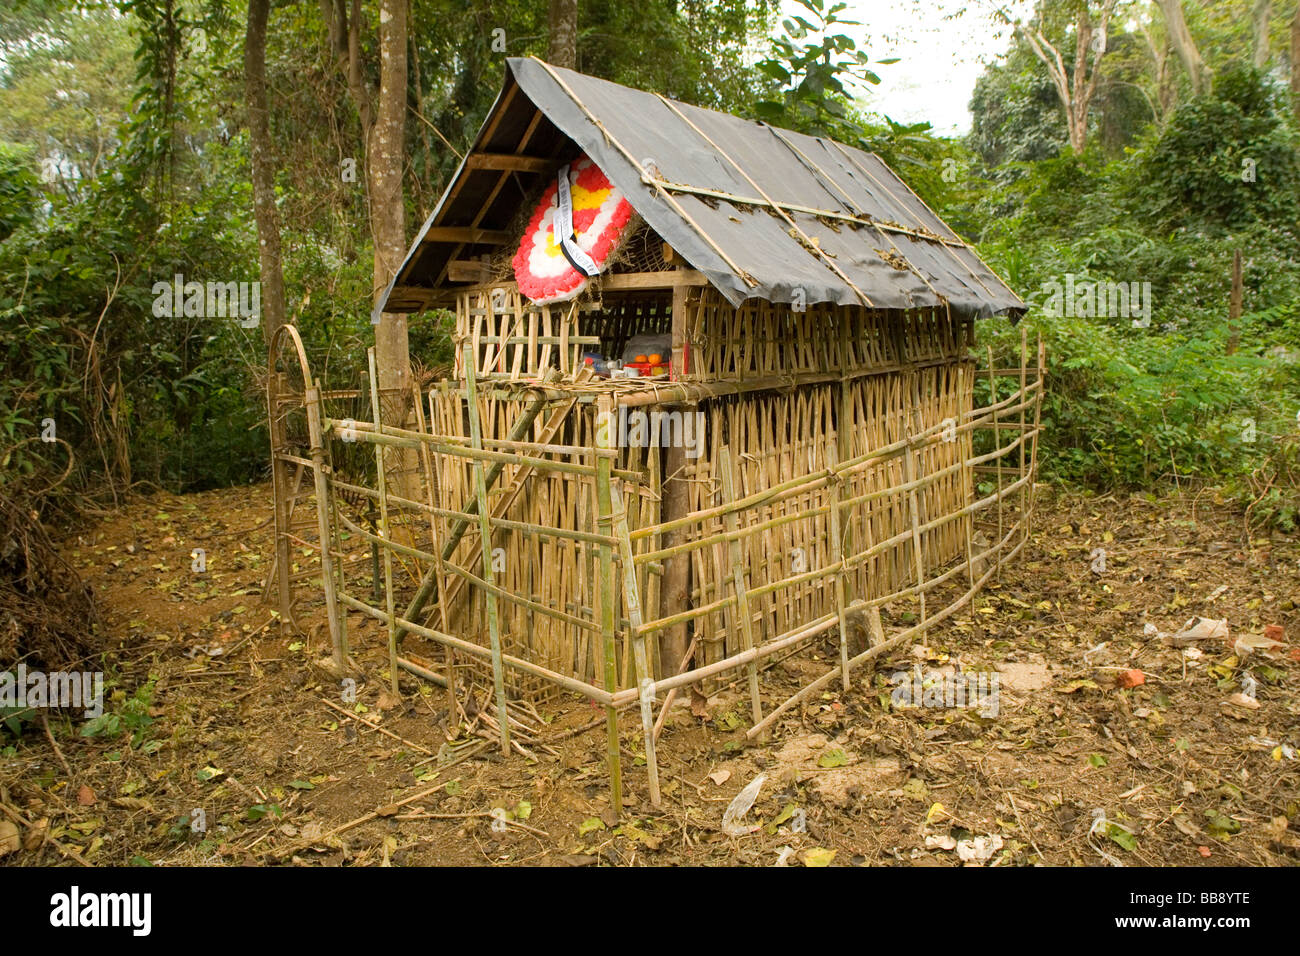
[2,481,1297,867]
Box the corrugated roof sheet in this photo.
[375,57,1024,321]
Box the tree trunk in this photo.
[1017,1,1115,154]
[369,0,410,398]
[1254,0,1272,68]
[1291,4,1300,123]
[548,0,578,69]
[1157,0,1211,94]
[245,0,287,346]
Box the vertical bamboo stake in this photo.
[1027,335,1045,544]
[1018,326,1029,549]
[463,343,510,755]
[304,382,346,671]
[903,421,927,637]
[718,446,763,730]
[413,382,457,721]
[266,370,295,628]
[610,481,661,807]
[826,443,851,691]
[594,396,622,815]
[366,352,399,696]
[960,361,977,589]
[987,345,1003,579]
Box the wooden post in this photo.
[1227,248,1243,355]
[594,396,622,815]
[463,343,510,755]
[366,351,400,696]
[718,446,763,728]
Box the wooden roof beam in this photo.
[464,153,553,174]
[421,227,511,246]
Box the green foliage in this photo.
[81,677,157,749]
[1127,65,1300,233]
[0,143,39,241]
[753,0,896,140]
[968,45,1067,168]
[961,64,1300,526]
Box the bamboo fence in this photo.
[265,297,1045,817]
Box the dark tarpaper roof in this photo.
[374,57,1024,322]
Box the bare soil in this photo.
[2,483,1297,867]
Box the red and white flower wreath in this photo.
[512,154,636,304]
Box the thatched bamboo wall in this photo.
[405,293,981,697]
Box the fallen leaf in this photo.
[690,689,709,718]
[0,821,19,856]
[1233,633,1286,658]
[925,833,957,850]
[1060,679,1100,693]
[802,847,836,867]
[817,748,848,769]
[957,834,1004,862]
[22,818,49,851]
[707,769,731,786]
[1166,616,1229,646]
[77,785,96,806]
[1115,669,1145,689]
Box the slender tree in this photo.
[1254,0,1272,68]
[320,0,410,397]
[548,0,578,69]
[245,0,287,346]
[1156,0,1211,94]
[997,0,1120,153]
[1291,2,1300,122]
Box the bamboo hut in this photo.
[266,58,1043,811]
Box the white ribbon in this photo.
[555,164,600,277]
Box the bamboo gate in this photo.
[267,302,1045,817]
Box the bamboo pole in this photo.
[610,481,661,807]
[718,446,763,729]
[266,369,296,628]
[594,396,622,816]
[1018,327,1029,549]
[826,443,851,691]
[411,380,457,720]
[1027,336,1045,543]
[337,592,615,704]
[304,383,347,671]
[745,520,1029,739]
[366,352,399,696]
[987,345,1003,579]
[902,421,928,637]
[393,380,557,644]
[464,343,510,754]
